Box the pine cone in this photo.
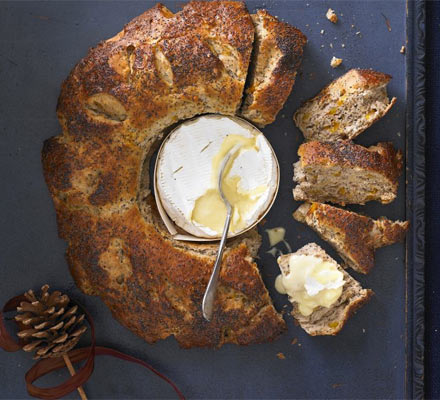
[15,284,87,359]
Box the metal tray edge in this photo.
[405,0,426,398]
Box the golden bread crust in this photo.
[42,1,287,348]
[55,203,285,347]
[298,69,393,108]
[298,140,403,185]
[240,10,307,126]
[293,68,397,141]
[293,203,409,274]
[345,69,392,88]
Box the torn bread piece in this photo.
[293,140,403,205]
[294,69,397,141]
[293,203,409,274]
[240,10,307,127]
[277,243,372,335]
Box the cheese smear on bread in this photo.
[276,255,345,316]
[156,115,278,238]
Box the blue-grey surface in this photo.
[0,1,409,398]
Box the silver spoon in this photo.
[202,145,240,321]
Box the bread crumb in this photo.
[356,31,361,35]
[291,338,298,345]
[277,352,286,360]
[362,328,366,333]
[400,45,406,54]
[329,42,333,48]
[351,24,355,29]
[341,43,345,48]
[326,8,338,23]
[320,29,325,35]
[298,343,302,347]
[330,56,342,68]
[321,44,325,48]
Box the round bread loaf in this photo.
[42,1,286,348]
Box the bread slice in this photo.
[293,140,403,205]
[293,203,409,274]
[294,69,396,141]
[240,10,307,127]
[277,243,372,336]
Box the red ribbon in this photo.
[1,294,185,400]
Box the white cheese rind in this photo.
[156,115,278,238]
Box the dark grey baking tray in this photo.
[0,1,425,398]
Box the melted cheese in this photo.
[275,274,287,294]
[276,255,345,316]
[265,227,286,247]
[267,247,282,258]
[191,134,267,233]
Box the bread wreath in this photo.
[41,1,308,348]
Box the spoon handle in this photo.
[202,209,232,321]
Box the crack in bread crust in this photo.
[42,1,288,348]
[240,10,307,127]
